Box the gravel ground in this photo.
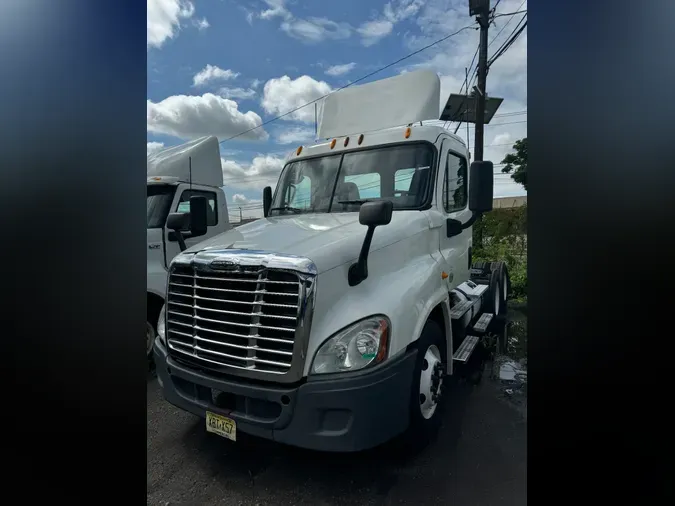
[147,367,527,506]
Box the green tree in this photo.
[501,137,527,190]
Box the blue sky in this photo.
[147,0,527,219]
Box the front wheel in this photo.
[146,320,156,359]
[404,320,447,448]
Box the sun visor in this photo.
[318,70,441,139]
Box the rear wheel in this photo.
[404,320,447,448]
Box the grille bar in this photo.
[166,260,305,375]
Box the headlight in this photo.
[157,304,166,346]
[311,316,390,375]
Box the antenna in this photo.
[189,156,193,191]
[314,103,318,140]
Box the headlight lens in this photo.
[311,316,390,375]
[157,304,166,345]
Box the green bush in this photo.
[472,205,527,301]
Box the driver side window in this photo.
[442,151,468,213]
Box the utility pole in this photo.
[473,0,490,162]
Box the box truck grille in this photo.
[165,263,305,375]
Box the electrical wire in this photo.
[493,9,527,18]
[488,18,527,67]
[489,0,526,48]
[218,23,479,146]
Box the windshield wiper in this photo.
[337,199,370,205]
[269,206,303,214]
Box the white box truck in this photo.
[153,70,510,451]
[146,136,231,358]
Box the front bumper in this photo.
[154,341,417,452]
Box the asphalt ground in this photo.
[147,365,527,506]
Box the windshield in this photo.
[270,143,434,215]
[147,184,176,228]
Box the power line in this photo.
[451,1,526,134]
[488,17,527,67]
[489,0,526,48]
[493,9,527,19]
[218,23,479,146]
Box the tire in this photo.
[484,269,502,315]
[404,320,447,449]
[146,320,156,359]
[489,262,509,314]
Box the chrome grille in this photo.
[165,257,312,377]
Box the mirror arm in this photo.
[174,230,187,252]
[460,211,482,230]
[348,226,376,287]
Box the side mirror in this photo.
[349,200,394,287]
[188,195,208,238]
[359,200,393,227]
[166,212,189,231]
[263,186,272,217]
[469,160,494,213]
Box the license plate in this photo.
[205,411,237,441]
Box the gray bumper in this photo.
[154,340,417,452]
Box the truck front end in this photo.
[153,243,417,452]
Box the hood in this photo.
[184,211,431,273]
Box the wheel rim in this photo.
[503,274,508,301]
[419,344,443,420]
[146,321,156,356]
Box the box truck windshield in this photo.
[147,185,176,229]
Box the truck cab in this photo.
[153,70,508,451]
[147,136,231,358]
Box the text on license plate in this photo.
[205,411,237,442]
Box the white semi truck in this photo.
[153,70,510,451]
[146,136,231,358]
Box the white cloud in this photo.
[147,93,268,141]
[147,141,165,156]
[147,0,195,49]
[259,1,351,44]
[325,62,356,76]
[251,78,262,89]
[357,20,394,46]
[219,87,257,100]
[275,126,315,144]
[193,65,240,87]
[259,0,291,21]
[232,194,262,206]
[357,0,423,46]
[261,75,332,123]
[492,132,512,146]
[194,17,209,30]
[281,17,351,44]
[221,154,286,191]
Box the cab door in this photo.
[437,140,472,290]
[163,184,226,266]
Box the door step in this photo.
[450,299,478,319]
[453,335,479,363]
[472,313,494,333]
